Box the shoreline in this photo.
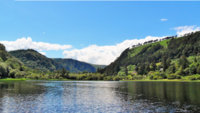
[0,78,200,82]
[121,79,200,82]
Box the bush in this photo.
[148,71,166,80]
[9,69,18,78]
[15,71,26,78]
[103,76,113,81]
[132,75,143,80]
[167,74,181,79]
[186,74,200,80]
[188,76,197,80]
[126,75,133,80]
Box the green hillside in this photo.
[53,58,96,73]
[9,49,98,73]
[102,31,200,80]
[9,49,57,72]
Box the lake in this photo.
[0,81,199,113]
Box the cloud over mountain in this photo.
[63,36,165,65]
[174,25,200,36]
[0,37,72,51]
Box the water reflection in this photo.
[118,82,200,105]
[0,81,199,113]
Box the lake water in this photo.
[0,81,199,113]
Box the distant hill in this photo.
[9,49,57,72]
[9,49,98,73]
[91,64,106,70]
[102,31,200,77]
[53,58,96,73]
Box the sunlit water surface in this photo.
[0,81,200,113]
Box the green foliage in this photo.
[178,55,189,69]
[167,64,176,74]
[55,68,69,79]
[0,50,8,61]
[183,74,200,80]
[102,31,200,81]
[148,71,166,80]
[0,63,8,78]
[132,75,144,80]
[159,39,170,48]
[68,73,104,80]
[167,74,181,79]
[117,66,128,76]
[127,65,136,71]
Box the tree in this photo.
[168,64,176,74]
[0,51,7,61]
[145,63,150,73]
[137,64,145,75]
[197,65,200,74]
[60,68,69,78]
[162,57,167,71]
[179,55,189,69]
[189,64,197,75]
[0,64,8,78]
[176,67,184,76]
[150,62,156,71]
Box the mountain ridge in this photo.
[9,49,102,73]
[102,31,200,79]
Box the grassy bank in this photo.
[0,78,72,82]
[1,78,200,82]
[0,78,28,82]
[121,79,200,82]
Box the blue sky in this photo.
[1,0,200,64]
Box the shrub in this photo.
[9,69,18,78]
[188,76,197,80]
[15,71,26,78]
[167,74,181,79]
[103,76,113,81]
[186,74,200,80]
[148,71,166,80]
[132,75,143,80]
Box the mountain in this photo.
[9,49,57,72]
[102,31,200,78]
[53,58,96,73]
[9,49,97,73]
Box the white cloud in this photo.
[174,25,200,37]
[0,37,72,51]
[2,25,199,65]
[160,18,168,22]
[63,36,165,65]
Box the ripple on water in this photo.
[0,81,199,113]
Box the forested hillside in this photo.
[53,58,96,73]
[102,31,200,80]
[1,31,200,81]
[9,49,98,73]
[10,49,57,72]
